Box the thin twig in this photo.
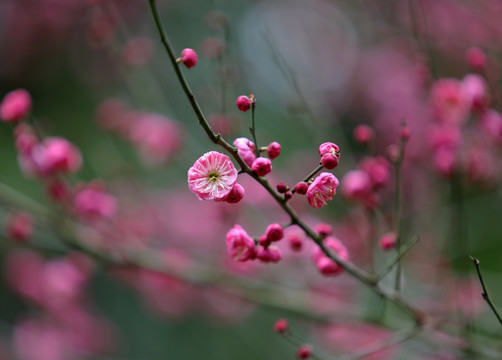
[470,256,502,327]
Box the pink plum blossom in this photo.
[187,151,238,201]
[306,172,339,208]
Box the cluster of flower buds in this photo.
[226,223,285,264]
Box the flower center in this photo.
[208,171,220,183]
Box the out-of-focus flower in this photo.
[0,89,32,123]
[74,186,117,220]
[379,232,396,250]
[6,213,33,242]
[188,151,238,201]
[29,137,82,177]
[122,36,154,67]
[312,237,349,276]
[430,78,471,124]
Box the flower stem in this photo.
[394,126,408,291]
[250,102,259,157]
[291,164,324,194]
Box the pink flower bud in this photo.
[295,182,308,195]
[321,154,339,169]
[6,213,33,242]
[236,95,252,112]
[284,191,292,200]
[258,235,270,248]
[226,225,256,262]
[274,319,289,334]
[266,223,284,242]
[267,142,281,159]
[353,125,374,144]
[179,48,198,68]
[400,126,411,140]
[466,47,486,71]
[0,89,32,123]
[306,173,339,208]
[256,245,282,263]
[276,182,289,193]
[252,157,272,177]
[223,183,245,204]
[296,344,313,359]
[379,232,396,250]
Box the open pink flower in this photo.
[188,151,238,201]
[306,173,339,208]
